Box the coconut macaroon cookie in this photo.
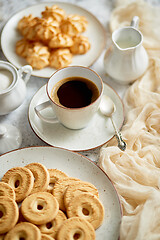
[0,182,15,200]
[21,192,59,225]
[1,167,34,202]
[41,5,66,22]
[57,217,95,240]
[49,48,72,69]
[70,35,90,54]
[35,18,60,43]
[15,38,33,58]
[26,44,50,70]
[60,14,88,36]
[66,192,105,229]
[4,222,41,240]
[49,33,73,48]
[25,162,50,193]
[18,16,39,41]
[47,169,68,193]
[0,196,19,234]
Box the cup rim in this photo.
[112,26,143,51]
[46,66,104,110]
[0,60,18,95]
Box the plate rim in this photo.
[28,82,125,152]
[0,1,107,78]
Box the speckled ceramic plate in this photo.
[0,146,122,239]
[1,2,106,78]
[28,83,124,151]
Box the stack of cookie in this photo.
[15,5,91,70]
[0,162,104,239]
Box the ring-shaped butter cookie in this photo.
[4,222,41,240]
[2,167,34,202]
[52,177,80,211]
[47,169,68,193]
[0,182,15,200]
[57,217,95,240]
[21,192,59,225]
[39,210,67,238]
[66,192,104,229]
[64,181,99,208]
[0,196,19,234]
[25,162,50,194]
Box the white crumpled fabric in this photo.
[98,0,160,239]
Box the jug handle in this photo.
[18,65,32,84]
[131,16,139,29]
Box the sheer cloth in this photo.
[98,0,160,239]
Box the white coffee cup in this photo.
[35,66,103,130]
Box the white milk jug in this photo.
[104,16,149,84]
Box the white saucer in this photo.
[28,83,124,151]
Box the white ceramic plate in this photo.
[0,146,122,239]
[1,2,106,78]
[28,83,124,151]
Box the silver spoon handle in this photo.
[110,116,126,151]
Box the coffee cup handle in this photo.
[34,101,59,124]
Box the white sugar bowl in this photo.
[0,61,32,115]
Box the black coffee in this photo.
[51,77,99,108]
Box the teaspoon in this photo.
[99,95,126,151]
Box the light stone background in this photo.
[0,0,159,161]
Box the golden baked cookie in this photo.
[70,35,90,54]
[0,234,5,240]
[18,15,39,41]
[57,217,95,240]
[47,169,68,193]
[60,14,88,36]
[64,181,99,208]
[18,206,26,223]
[0,182,15,200]
[41,234,55,240]
[49,33,73,48]
[66,192,105,229]
[26,43,50,70]
[25,162,50,193]
[39,210,67,238]
[1,167,34,202]
[52,177,80,211]
[0,196,19,234]
[4,222,41,240]
[17,14,35,33]
[15,38,32,58]
[41,5,66,22]
[35,17,60,43]
[21,192,59,225]
[49,48,72,69]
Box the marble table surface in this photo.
[0,0,157,161]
